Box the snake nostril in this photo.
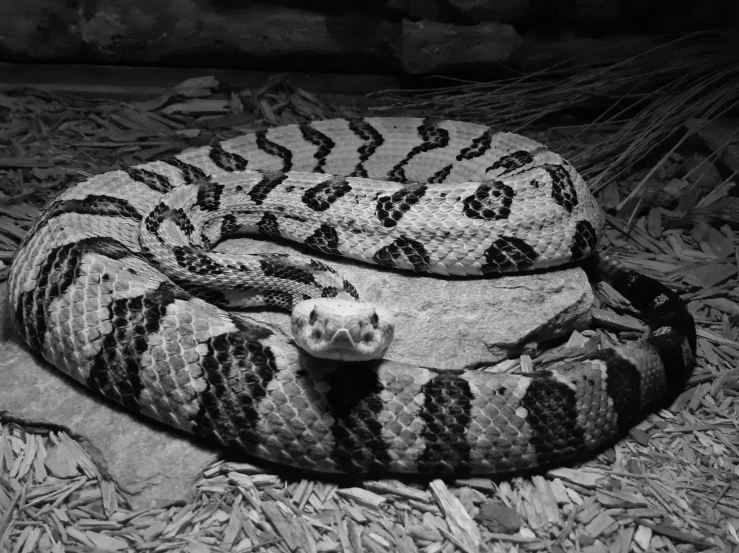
[312,329,322,341]
[369,310,379,328]
[309,307,318,325]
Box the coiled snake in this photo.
[8,117,696,475]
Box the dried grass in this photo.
[1,46,739,552]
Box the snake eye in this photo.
[309,307,318,325]
[369,311,379,328]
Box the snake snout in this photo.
[329,327,356,346]
[330,314,377,346]
[291,298,395,361]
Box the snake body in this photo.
[8,117,696,475]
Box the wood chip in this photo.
[84,530,129,550]
[547,468,608,489]
[429,480,481,552]
[335,487,386,509]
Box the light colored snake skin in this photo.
[8,117,696,475]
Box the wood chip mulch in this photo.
[1,73,738,553]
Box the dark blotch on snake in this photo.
[570,220,598,261]
[520,371,586,467]
[462,180,514,220]
[646,331,693,394]
[248,171,289,206]
[305,223,342,257]
[457,129,493,161]
[299,125,336,173]
[258,255,318,287]
[544,164,579,213]
[342,279,360,300]
[42,195,142,225]
[592,349,643,434]
[220,213,240,236]
[347,118,384,177]
[170,208,196,238]
[386,118,450,183]
[191,321,278,451]
[87,281,191,413]
[255,131,293,172]
[14,237,143,354]
[165,157,210,184]
[145,202,207,246]
[302,176,352,212]
[485,150,535,176]
[416,373,474,475]
[126,167,174,193]
[172,245,225,276]
[143,202,168,236]
[376,183,428,228]
[429,164,453,183]
[196,182,225,212]
[324,361,393,473]
[373,236,431,273]
[481,236,539,273]
[256,212,281,236]
[263,290,298,310]
[209,144,249,172]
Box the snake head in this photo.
[291,298,395,361]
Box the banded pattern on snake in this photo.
[8,117,696,475]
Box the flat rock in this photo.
[1,236,593,509]
[219,237,594,367]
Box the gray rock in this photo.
[447,0,532,23]
[220,238,593,367]
[1,0,737,74]
[477,500,524,533]
[1,237,593,508]
[386,0,447,21]
[0,3,402,73]
[400,19,521,75]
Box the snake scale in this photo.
[8,117,696,475]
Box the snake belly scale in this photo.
[8,117,696,475]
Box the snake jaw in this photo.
[291,298,395,361]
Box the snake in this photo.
[8,117,696,476]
